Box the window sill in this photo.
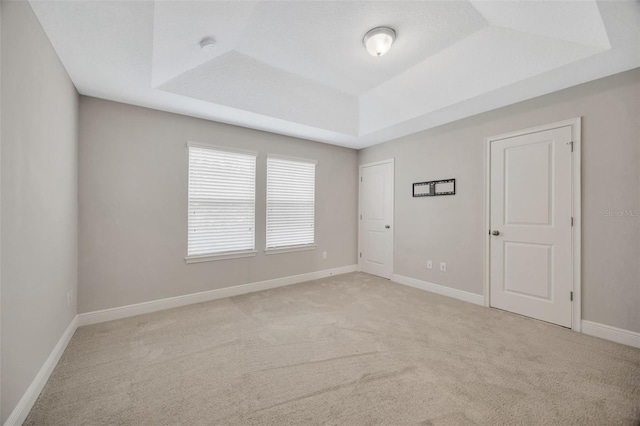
[185,250,257,264]
[264,244,316,256]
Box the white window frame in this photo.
[265,154,317,255]
[185,142,258,263]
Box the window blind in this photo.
[266,156,316,249]
[187,145,256,257]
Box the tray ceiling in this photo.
[30,1,640,149]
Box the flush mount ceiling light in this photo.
[199,37,217,53]
[363,27,396,57]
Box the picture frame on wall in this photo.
[413,178,456,197]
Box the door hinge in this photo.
[571,217,574,227]
[570,291,573,301]
[360,214,362,220]
[568,141,574,152]
[360,176,363,182]
[359,252,362,258]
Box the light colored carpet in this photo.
[26,272,640,425]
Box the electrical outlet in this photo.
[426,260,433,270]
[440,262,447,272]
[322,251,327,260]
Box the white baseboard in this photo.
[5,269,638,426]
[78,265,358,326]
[4,266,357,425]
[581,320,640,349]
[391,274,485,306]
[4,315,78,426]
[390,275,640,349]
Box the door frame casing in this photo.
[358,159,395,278]
[483,118,582,331]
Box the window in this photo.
[266,155,316,250]
[187,143,256,259]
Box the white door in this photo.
[360,161,394,279]
[490,126,573,327]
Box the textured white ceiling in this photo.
[30,1,640,149]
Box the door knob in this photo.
[385,225,391,229]
[492,230,500,236]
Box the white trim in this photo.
[359,159,395,169]
[5,266,358,423]
[483,118,582,142]
[264,244,316,255]
[77,265,358,326]
[581,320,640,349]
[358,158,395,279]
[267,153,318,165]
[483,118,582,331]
[483,136,491,308]
[4,316,78,426]
[570,119,582,332]
[393,273,639,349]
[185,250,257,264]
[391,274,485,306]
[186,141,258,157]
[6,279,637,426]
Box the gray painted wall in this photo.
[359,68,640,333]
[78,97,358,313]
[0,3,637,420]
[1,1,78,421]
